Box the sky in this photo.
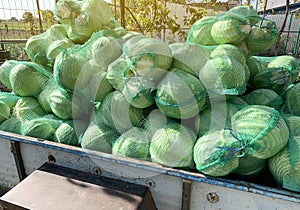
[0,0,260,20]
[0,0,112,20]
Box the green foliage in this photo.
[115,0,220,41]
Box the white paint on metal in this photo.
[0,139,19,188]
[1,132,300,210]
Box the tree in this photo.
[115,0,221,41]
[23,11,36,36]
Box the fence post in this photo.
[35,0,43,33]
[284,12,293,55]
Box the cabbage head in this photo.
[246,19,279,55]
[193,129,241,176]
[0,60,19,89]
[210,44,246,64]
[112,127,151,160]
[269,136,300,193]
[121,76,155,109]
[171,43,210,76]
[211,15,250,45]
[9,62,49,97]
[156,68,206,119]
[284,115,300,137]
[81,121,120,153]
[186,16,218,46]
[242,89,283,110]
[13,97,46,121]
[49,89,85,120]
[199,56,247,96]
[150,122,196,168]
[225,6,260,25]
[285,84,300,117]
[232,155,266,177]
[54,120,87,146]
[0,92,20,109]
[0,101,10,124]
[21,117,62,140]
[0,117,22,134]
[195,100,247,137]
[231,105,289,159]
[95,91,143,133]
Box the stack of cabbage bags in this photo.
[0,2,300,193]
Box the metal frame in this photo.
[1,131,300,209]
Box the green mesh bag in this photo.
[150,122,196,168]
[55,0,119,44]
[9,61,49,97]
[0,117,22,134]
[0,92,20,109]
[267,55,300,82]
[246,18,279,55]
[81,121,120,153]
[225,6,260,25]
[231,105,289,159]
[186,16,218,46]
[283,115,300,137]
[90,37,123,71]
[21,117,62,140]
[54,0,82,25]
[38,81,57,113]
[195,100,247,137]
[106,57,129,89]
[25,24,74,66]
[210,44,246,64]
[171,43,210,77]
[285,84,300,117]
[155,68,206,119]
[122,36,173,76]
[95,91,143,133]
[0,101,10,124]
[242,89,283,110]
[193,129,241,176]
[211,15,251,45]
[269,136,300,193]
[112,127,151,160]
[82,71,114,102]
[232,155,266,177]
[246,56,265,82]
[121,76,155,109]
[0,60,19,89]
[252,67,296,95]
[24,32,49,66]
[13,97,46,122]
[54,121,84,146]
[53,47,92,92]
[199,56,247,96]
[48,89,85,120]
[142,108,175,136]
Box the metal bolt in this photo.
[48,154,56,163]
[93,167,102,176]
[145,179,156,188]
[207,192,219,203]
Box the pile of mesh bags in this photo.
[0,3,300,193]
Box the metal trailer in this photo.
[1,130,300,210]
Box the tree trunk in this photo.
[275,0,290,56]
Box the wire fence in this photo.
[0,0,56,42]
[0,0,299,60]
[263,13,300,57]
